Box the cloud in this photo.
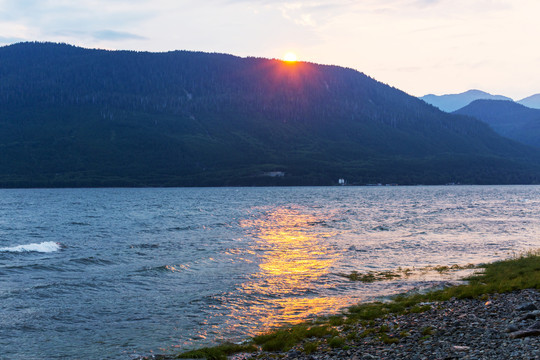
[92,30,146,41]
[0,36,25,45]
[209,0,356,27]
[276,1,354,26]
[0,0,154,40]
[413,0,444,7]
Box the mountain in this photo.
[517,94,540,109]
[454,100,540,148]
[0,41,539,187]
[420,90,513,112]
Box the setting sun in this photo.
[283,52,297,62]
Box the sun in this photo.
[283,52,298,62]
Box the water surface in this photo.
[1,186,539,359]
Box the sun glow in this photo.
[283,52,297,62]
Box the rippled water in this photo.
[1,186,539,359]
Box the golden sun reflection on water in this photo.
[238,207,347,331]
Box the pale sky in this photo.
[1,0,539,100]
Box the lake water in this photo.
[1,186,539,359]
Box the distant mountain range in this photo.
[518,94,540,109]
[421,90,540,150]
[454,100,540,148]
[420,90,540,112]
[0,42,539,187]
[420,90,513,112]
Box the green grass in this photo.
[380,334,399,344]
[421,326,434,336]
[328,315,345,326]
[176,343,257,360]
[341,263,477,283]
[421,250,540,301]
[343,270,401,282]
[177,251,540,358]
[328,336,346,349]
[302,341,320,354]
[252,324,336,352]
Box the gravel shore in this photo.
[233,289,540,360]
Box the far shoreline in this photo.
[1,183,540,190]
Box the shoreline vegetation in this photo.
[337,263,478,283]
[146,251,540,360]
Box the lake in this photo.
[1,186,539,359]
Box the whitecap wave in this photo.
[0,241,62,253]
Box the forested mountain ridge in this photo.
[0,42,539,187]
[454,100,540,149]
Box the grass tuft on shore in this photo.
[252,324,337,352]
[175,343,257,360]
[176,250,540,358]
[424,250,540,301]
[339,263,477,283]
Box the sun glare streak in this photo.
[238,207,345,330]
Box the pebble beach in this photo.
[237,289,540,360]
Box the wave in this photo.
[69,257,114,265]
[137,263,191,273]
[130,243,160,249]
[0,241,62,253]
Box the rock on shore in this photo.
[237,289,540,360]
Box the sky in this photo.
[1,0,539,100]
